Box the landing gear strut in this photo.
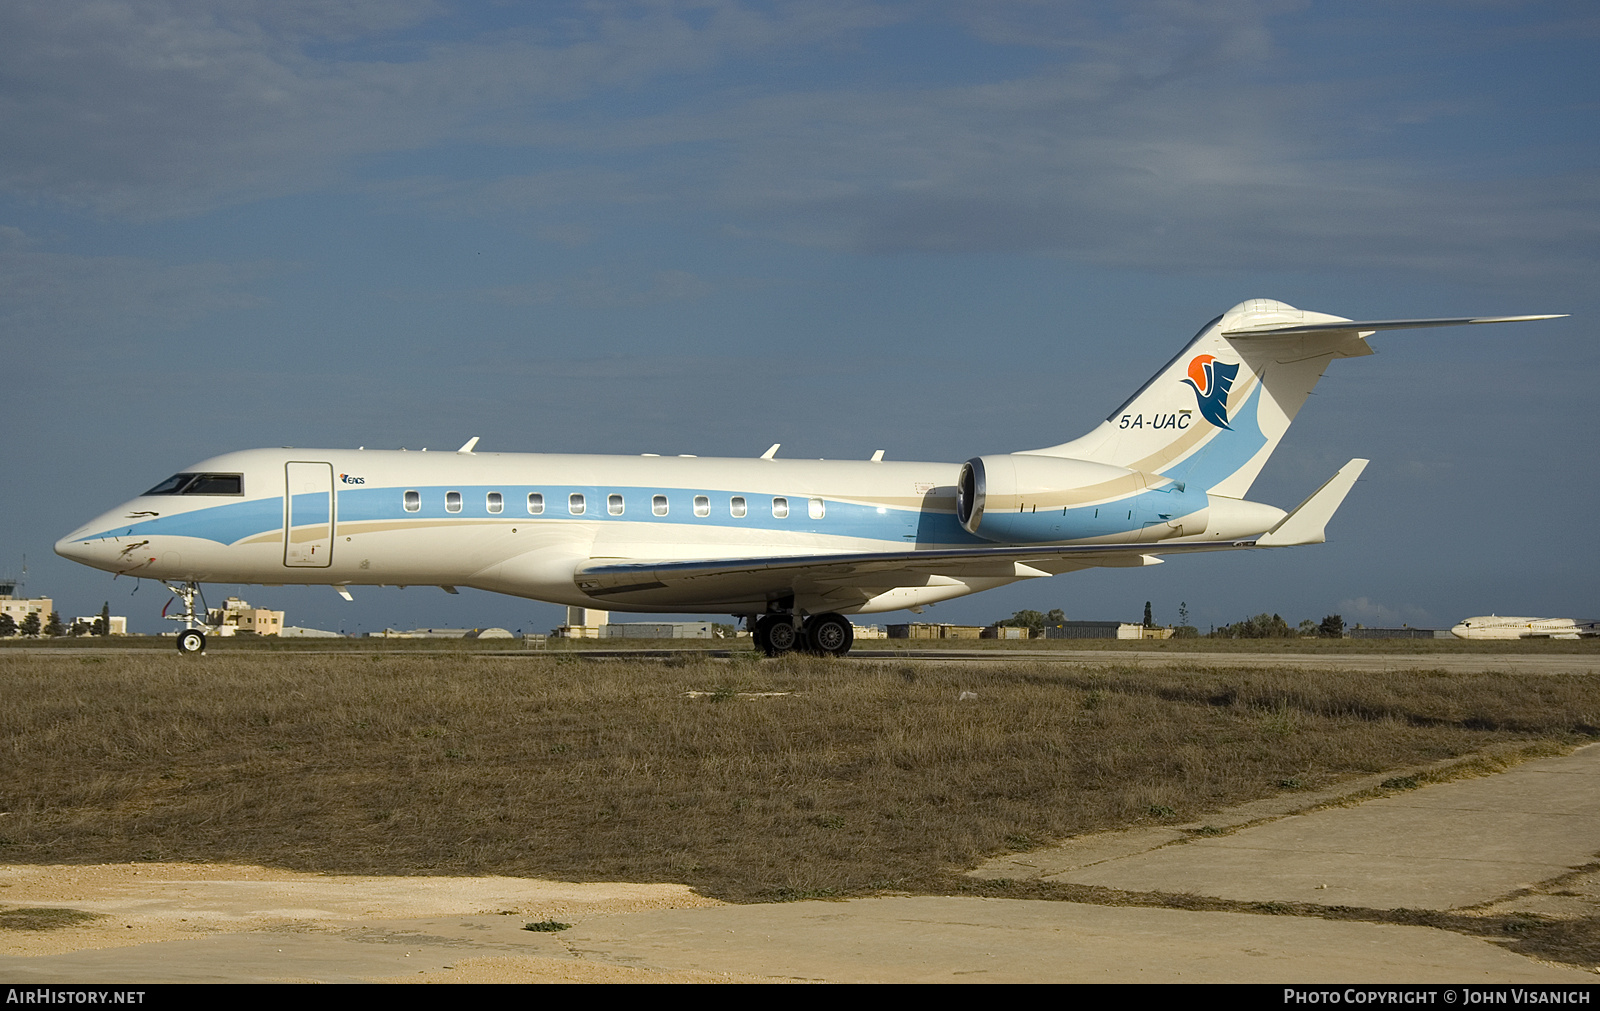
[164,581,208,655]
[749,612,854,657]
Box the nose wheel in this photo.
[164,580,211,655]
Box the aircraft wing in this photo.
[573,538,1248,608]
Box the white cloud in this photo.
[0,1,891,218]
[1,2,1593,280]
[401,4,1597,281]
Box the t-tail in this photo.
[1030,299,1563,499]
[948,299,1565,546]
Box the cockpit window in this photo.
[144,474,190,495]
[143,473,244,496]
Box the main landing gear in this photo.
[164,581,208,655]
[750,612,855,658]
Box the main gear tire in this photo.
[804,613,854,657]
[757,615,799,656]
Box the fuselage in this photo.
[54,446,1275,615]
[1450,616,1600,640]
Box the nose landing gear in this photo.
[164,581,209,655]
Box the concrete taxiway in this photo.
[2,745,1596,983]
[971,743,1600,911]
[6,645,1598,676]
[855,649,1600,675]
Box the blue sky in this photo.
[3,1,1595,635]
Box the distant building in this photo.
[555,607,608,638]
[851,624,885,639]
[1039,621,1165,639]
[279,626,342,638]
[1348,626,1448,639]
[360,626,513,639]
[208,596,284,636]
[72,614,127,635]
[603,622,713,639]
[887,623,986,639]
[1,581,52,631]
[365,628,471,639]
[982,625,1029,639]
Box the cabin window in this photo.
[608,493,624,516]
[693,495,710,517]
[730,496,747,518]
[403,490,420,513]
[652,494,668,516]
[772,497,789,519]
[808,497,825,519]
[486,492,503,514]
[445,491,462,513]
[527,492,544,515]
[569,492,586,515]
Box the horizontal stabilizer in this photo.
[1255,459,1368,547]
[1223,315,1564,338]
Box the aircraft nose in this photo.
[55,531,93,563]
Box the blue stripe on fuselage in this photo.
[72,496,284,546]
[68,476,1184,550]
[975,482,1208,542]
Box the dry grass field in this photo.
[2,651,1595,907]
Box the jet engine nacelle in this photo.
[956,454,1206,542]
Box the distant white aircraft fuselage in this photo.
[1451,616,1600,640]
[56,299,1562,656]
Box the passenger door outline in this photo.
[284,461,334,567]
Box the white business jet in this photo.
[56,299,1561,656]
[1451,616,1600,640]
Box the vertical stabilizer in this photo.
[1027,299,1373,498]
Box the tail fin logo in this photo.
[1181,355,1239,430]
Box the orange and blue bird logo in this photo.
[1181,354,1238,430]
